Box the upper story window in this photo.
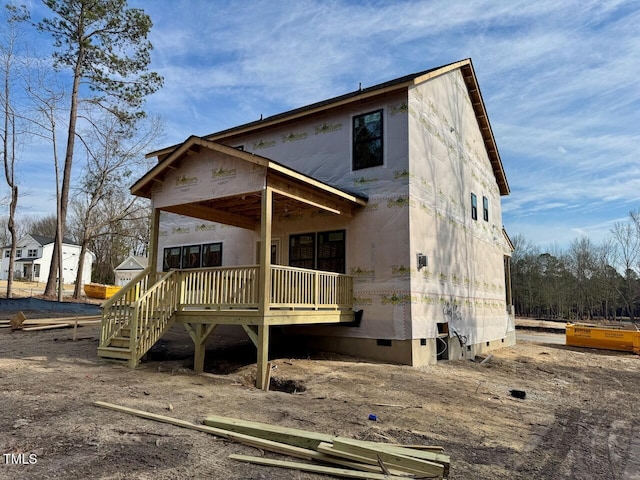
[28,249,38,257]
[353,109,383,170]
[16,249,22,258]
[471,193,478,221]
[482,196,489,222]
[4,250,9,258]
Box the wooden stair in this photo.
[98,326,133,363]
[98,269,180,367]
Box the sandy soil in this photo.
[1,308,639,479]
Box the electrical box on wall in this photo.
[417,253,428,270]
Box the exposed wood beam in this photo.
[268,176,354,217]
[161,203,257,230]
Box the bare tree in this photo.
[611,220,640,321]
[34,0,163,298]
[23,214,59,238]
[68,113,161,297]
[0,4,28,297]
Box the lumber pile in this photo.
[0,312,101,331]
[94,401,450,479]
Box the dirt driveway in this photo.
[1,310,639,479]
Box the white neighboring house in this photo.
[114,256,148,286]
[0,234,94,285]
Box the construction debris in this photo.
[1,312,101,331]
[94,401,450,478]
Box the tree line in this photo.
[0,0,163,299]
[511,210,640,322]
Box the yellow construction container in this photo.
[84,284,121,299]
[566,323,640,353]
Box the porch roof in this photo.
[131,136,368,229]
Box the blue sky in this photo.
[8,0,640,251]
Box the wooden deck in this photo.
[98,265,355,387]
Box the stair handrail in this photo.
[100,267,163,348]
[129,269,182,364]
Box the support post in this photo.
[184,323,218,373]
[193,323,206,373]
[257,186,273,390]
[148,208,160,283]
[256,324,270,390]
[259,186,273,315]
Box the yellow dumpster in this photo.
[566,323,639,353]
[84,284,121,299]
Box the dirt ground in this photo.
[1,305,639,480]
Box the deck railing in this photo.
[178,265,353,311]
[270,265,352,310]
[179,266,260,309]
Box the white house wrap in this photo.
[121,58,513,368]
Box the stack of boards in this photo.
[0,312,102,332]
[1,312,101,331]
[95,401,450,479]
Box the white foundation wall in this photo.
[407,70,512,346]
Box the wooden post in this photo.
[257,187,273,390]
[259,187,273,314]
[193,323,206,373]
[184,323,217,373]
[148,208,160,283]
[256,324,270,390]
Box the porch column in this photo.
[256,186,273,390]
[148,208,161,282]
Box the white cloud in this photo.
[7,0,639,251]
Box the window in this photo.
[289,230,346,274]
[317,230,346,274]
[471,193,478,221]
[28,249,38,258]
[16,249,22,258]
[4,250,9,258]
[353,109,383,170]
[202,243,222,267]
[289,233,315,270]
[482,196,489,222]
[182,244,202,269]
[163,247,181,271]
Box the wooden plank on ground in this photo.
[21,315,101,324]
[228,454,411,480]
[204,413,334,450]
[329,438,446,477]
[92,401,387,473]
[362,440,450,465]
[22,323,72,331]
[204,414,447,464]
